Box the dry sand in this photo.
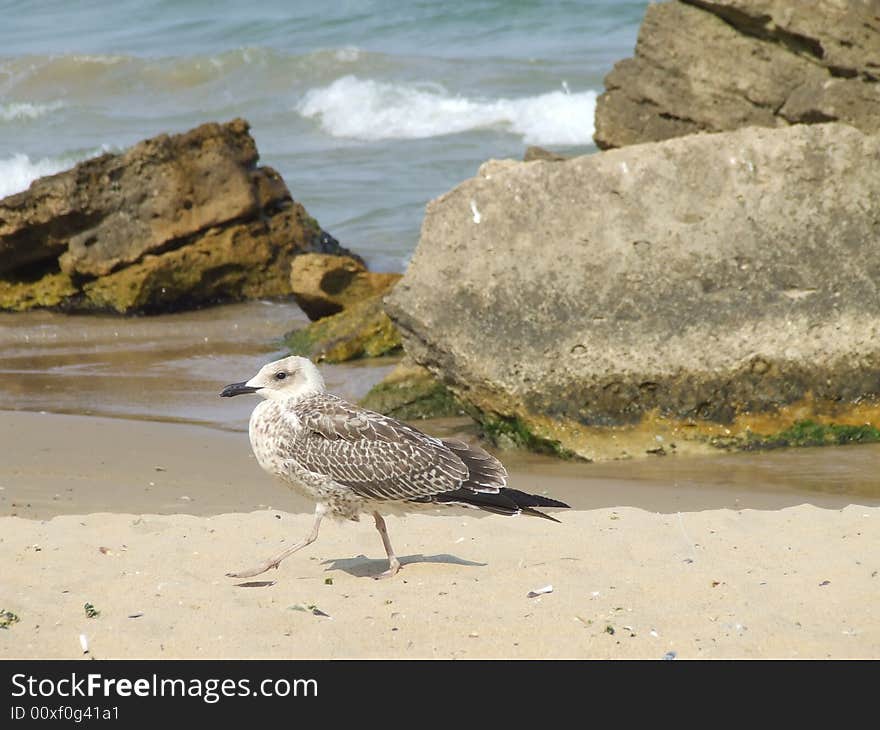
[1,410,878,659]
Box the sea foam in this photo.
[0,154,68,199]
[0,100,64,122]
[297,75,596,146]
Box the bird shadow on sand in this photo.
[322,553,486,578]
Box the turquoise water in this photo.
[0,0,647,270]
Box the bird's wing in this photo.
[287,394,469,501]
[440,438,507,492]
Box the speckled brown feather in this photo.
[288,394,471,501]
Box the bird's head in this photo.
[220,355,325,402]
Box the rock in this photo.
[284,294,402,363]
[285,253,404,362]
[1,119,263,277]
[291,253,401,320]
[0,271,77,312]
[359,358,464,420]
[0,119,354,313]
[523,146,569,162]
[386,123,880,460]
[81,207,317,313]
[594,0,880,149]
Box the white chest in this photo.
[248,399,300,477]
[245,398,364,516]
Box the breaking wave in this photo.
[297,75,596,145]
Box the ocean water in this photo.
[0,0,647,271]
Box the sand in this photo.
[1,410,878,659]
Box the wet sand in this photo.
[4,410,880,519]
[0,301,396,429]
[1,409,879,659]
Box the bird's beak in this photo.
[220,381,260,398]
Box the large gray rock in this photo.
[386,123,880,460]
[594,0,880,150]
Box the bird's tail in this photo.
[425,486,569,521]
[500,488,570,522]
[430,438,570,521]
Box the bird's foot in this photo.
[373,559,401,580]
[226,562,278,579]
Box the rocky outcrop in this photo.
[359,358,464,420]
[386,123,880,460]
[284,293,402,363]
[523,146,568,163]
[80,210,312,313]
[594,0,880,149]
[285,253,405,362]
[291,253,400,320]
[0,119,352,313]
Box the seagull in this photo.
[220,355,569,579]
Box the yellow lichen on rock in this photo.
[0,271,78,312]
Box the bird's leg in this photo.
[372,511,401,579]
[227,504,327,579]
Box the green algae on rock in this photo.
[711,420,880,451]
[479,413,579,459]
[359,360,463,420]
[284,294,401,363]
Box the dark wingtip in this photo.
[503,488,570,510]
[520,507,563,523]
[504,488,568,522]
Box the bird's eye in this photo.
[275,372,287,380]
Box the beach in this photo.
[2,0,879,664]
[2,410,878,659]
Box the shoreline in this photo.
[3,409,880,521]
